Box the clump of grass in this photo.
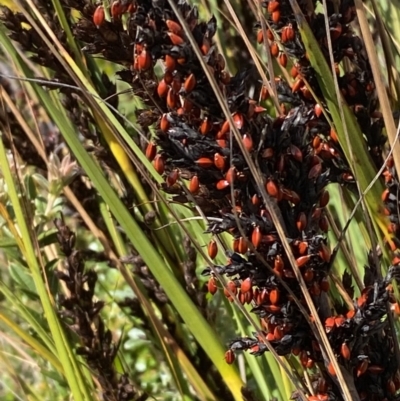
[1,0,400,400]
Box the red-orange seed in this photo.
[184,73,196,93]
[263,234,278,245]
[252,226,262,248]
[160,113,170,132]
[330,127,339,143]
[216,180,230,190]
[110,1,124,18]
[166,19,182,36]
[200,118,213,135]
[145,142,157,161]
[216,139,227,148]
[227,280,237,294]
[195,157,214,168]
[224,349,235,364]
[243,134,253,151]
[201,37,211,55]
[319,190,330,207]
[93,5,105,28]
[306,358,315,369]
[207,276,218,294]
[165,54,176,71]
[314,103,323,117]
[312,136,321,149]
[328,362,336,376]
[157,79,169,98]
[189,175,199,193]
[168,32,184,45]
[264,305,281,313]
[137,49,152,70]
[166,88,178,109]
[216,130,226,140]
[220,120,230,136]
[269,289,280,305]
[208,240,218,259]
[282,24,295,42]
[325,316,335,332]
[281,27,288,43]
[270,42,279,57]
[152,154,165,174]
[266,179,279,197]
[298,241,308,255]
[340,342,351,360]
[382,188,390,202]
[274,255,284,271]
[225,167,237,184]
[233,112,244,130]
[257,30,264,44]
[238,237,248,254]
[214,153,226,170]
[290,64,299,78]
[296,255,311,268]
[272,10,281,23]
[166,169,179,186]
[241,277,252,293]
[232,238,239,253]
[292,78,304,93]
[357,360,369,377]
[252,194,260,206]
[296,212,307,231]
[268,0,280,13]
[367,365,384,374]
[279,53,287,67]
[319,243,331,263]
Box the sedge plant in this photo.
[1,0,400,400]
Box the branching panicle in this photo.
[54,217,144,401]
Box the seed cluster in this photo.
[72,0,398,399]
